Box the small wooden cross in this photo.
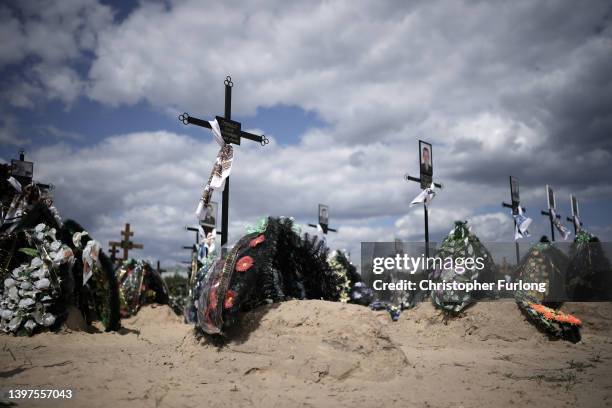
[108,243,120,262]
[109,223,143,261]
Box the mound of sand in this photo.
[1,300,611,407]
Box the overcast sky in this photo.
[1,0,611,268]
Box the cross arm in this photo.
[502,202,526,211]
[404,174,443,189]
[541,210,561,219]
[308,223,338,233]
[240,130,267,145]
[179,113,211,129]
[179,113,269,146]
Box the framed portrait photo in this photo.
[419,140,433,189]
[318,204,329,227]
[199,201,218,229]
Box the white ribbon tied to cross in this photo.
[410,183,436,209]
[513,205,532,240]
[573,214,582,234]
[195,119,234,219]
[550,208,571,240]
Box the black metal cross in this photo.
[179,76,269,248]
[566,194,583,235]
[502,176,524,263]
[404,175,443,259]
[541,185,561,242]
[308,204,338,235]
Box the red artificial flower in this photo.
[235,256,254,272]
[209,285,218,309]
[250,234,266,248]
[224,289,237,309]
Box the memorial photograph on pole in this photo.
[419,140,433,189]
[199,201,218,230]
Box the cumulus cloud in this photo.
[0,0,113,107]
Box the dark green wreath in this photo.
[514,237,581,342]
[430,221,498,314]
[566,231,612,301]
[59,220,121,331]
[195,217,344,335]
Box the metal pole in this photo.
[424,205,429,258]
[221,78,232,248]
[549,213,555,242]
[514,240,520,264]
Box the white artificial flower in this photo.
[18,298,35,308]
[8,286,19,301]
[0,309,13,320]
[34,278,50,290]
[42,313,56,326]
[8,316,22,331]
[50,241,61,252]
[24,320,37,331]
[31,257,43,268]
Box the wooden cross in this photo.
[108,243,120,262]
[108,223,143,261]
[178,75,268,248]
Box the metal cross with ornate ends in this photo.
[178,75,269,248]
[109,223,143,261]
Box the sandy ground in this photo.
[1,300,611,408]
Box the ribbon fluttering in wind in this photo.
[7,176,22,193]
[573,215,582,234]
[410,183,436,209]
[195,119,234,219]
[513,205,532,240]
[550,209,571,240]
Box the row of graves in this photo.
[2,76,610,346]
[175,76,611,343]
[364,141,611,342]
[0,152,121,335]
[0,152,174,335]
